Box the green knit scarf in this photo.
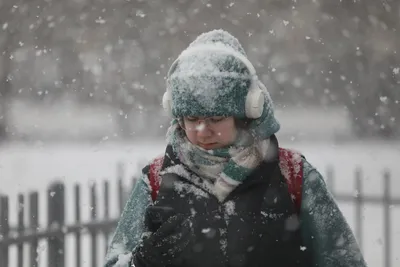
[166,119,270,201]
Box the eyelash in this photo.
[186,117,225,123]
[210,118,224,123]
[186,117,198,122]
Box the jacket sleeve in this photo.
[300,158,368,267]
[104,169,153,267]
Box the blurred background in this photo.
[0,0,399,267]
[0,0,399,142]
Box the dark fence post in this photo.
[48,182,65,267]
[0,195,9,267]
[29,192,39,267]
[354,168,363,252]
[117,162,125,214]
[90,183,97,267]
[75,184,81,267]
[383,170,391,267]
[17,194,25,267]
[118,179,124,215]
[104,180,110,253]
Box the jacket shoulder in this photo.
[141,154,165,201]
[142,154,164,175]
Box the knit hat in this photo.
[165,29,280,139]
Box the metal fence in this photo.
[0,165,399,267]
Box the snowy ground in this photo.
[0,139,399,267]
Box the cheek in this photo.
[185,130,197,143]
[216,127,237,143]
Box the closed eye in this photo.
[210,117,225,123]
[186,116,198,122]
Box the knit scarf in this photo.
[166,120,270,201]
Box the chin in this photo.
[198,143,218,150]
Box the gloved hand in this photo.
[132,214,194,267]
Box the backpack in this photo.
[147,148,303,213]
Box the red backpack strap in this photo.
[279,148,303,213]
[148,155,164,202]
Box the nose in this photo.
[196,122,212,137]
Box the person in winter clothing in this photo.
[104,29,367,267]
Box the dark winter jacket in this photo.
[104,139,367,267]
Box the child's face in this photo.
[180,116,237,150]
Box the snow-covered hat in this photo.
[163,29,280,138]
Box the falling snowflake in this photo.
[95,17,106,24]
[202,228,211,233]
[379,96,388,104]
[136,10,146,18]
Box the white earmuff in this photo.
[162,89,172,114]
[162,59,179,114]
[245,78,264,119]
[164,44,265,118]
